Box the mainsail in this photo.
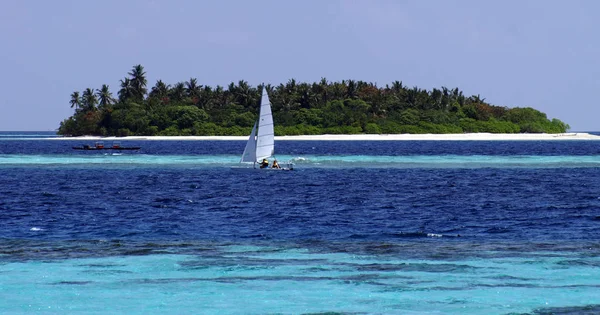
[240,87,274,163]
[255,87,274,161]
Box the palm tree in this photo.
[212,85,226,110]
[185,78,202,104]
[96,84,114,109]
[313,77,329,106]
[391,80,403,93]
[274,82,295,112]
[231,80,255,109]
[297,82,314,109]
[405,86,420,108]
[149,80,170,103]
[346,80,358,99]
[118,78,134,102]
[128,64,147,100]
[330,81,347,100]
[169,82,186,102]
[81,88,98,111]
[430,88,443,111]
[70,91,81,111]
[469,94,486,104]
[199,85,214,110]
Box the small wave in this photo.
[390,231,446,238]
[388,232,461,238]
[30,227,43,231]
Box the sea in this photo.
[1,131,600,314]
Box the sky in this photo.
[1,0,598,131]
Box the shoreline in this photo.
[47,132,600,141]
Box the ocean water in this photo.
[1,132,600,314]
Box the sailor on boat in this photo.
[260,158,269,169]
[271,159,281,169]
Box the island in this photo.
[57,65,570,137]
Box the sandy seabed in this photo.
[53,133,600,141]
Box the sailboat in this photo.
[240,87,292,170]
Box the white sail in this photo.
[240,121,257,163]
[238,86,293,170]
[255,87,274,161]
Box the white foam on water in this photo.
[427,233,443,237]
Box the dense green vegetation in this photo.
[58,65,570,136]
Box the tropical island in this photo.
[58,65,570,137]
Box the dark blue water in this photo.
[2,138,600,155]
[3,166,599,241]
[2,138,600,252]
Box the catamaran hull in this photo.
[231,166,293,171]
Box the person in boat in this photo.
[271,159,281,169]
[260,158,269,169]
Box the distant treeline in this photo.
[58,65,569,136]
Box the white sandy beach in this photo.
[53,132,600,141]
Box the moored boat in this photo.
[72,141,140,150]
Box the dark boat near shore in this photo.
[72,141,140,151]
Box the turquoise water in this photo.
[2,244,599,314]
[0,246,600,314]
[2,154,600,168]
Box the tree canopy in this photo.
[58,65,570,136]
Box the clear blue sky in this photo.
[1,0,598,131]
